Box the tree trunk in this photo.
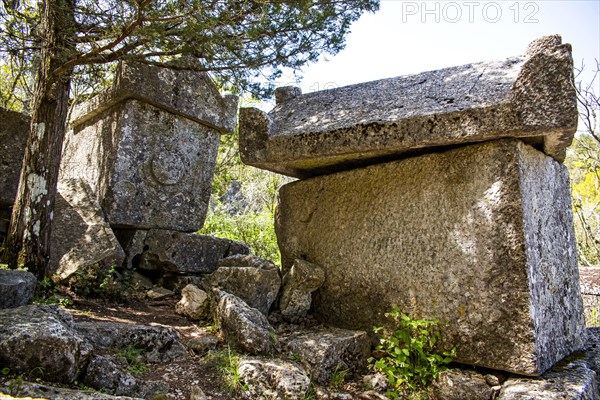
[2,0,74,279]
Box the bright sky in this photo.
[275,0,600,98]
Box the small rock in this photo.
[216,291,277,355]
[484,372,505,386]
[176,284,211,320]
[146,286,174,300]
[82,354,138,396]
[429,369,495,400]
[280,259,325,323]
[0,269,36,309]
[356,391,389,400]
[187,334,220,355]
[130,272,154,290]
[362,373,388,392]
[281,327,370,384]
[238,357,310,400]
[204,255,281,316]
[189,386,208,400]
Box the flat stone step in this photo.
[240,35,577,178]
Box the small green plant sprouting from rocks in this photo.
[208,346,247,394]
[369,306,455,399]
[118,345,149,374]
[330,364,349,390]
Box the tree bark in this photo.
[2,0,75,279]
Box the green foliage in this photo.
[566,134,600,267]
[201,130,291,266]
[66,263,130,301]
[329,365,349,389]
[1,0,379,99]
[369,307,455,398]
[118,345,149,375]
[201,203,281,266]
[207,347,247,394]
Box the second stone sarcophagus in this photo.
[61,62,238,232]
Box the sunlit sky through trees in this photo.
[271,0,599,107]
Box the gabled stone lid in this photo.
[70,62,238,134]
[239,35,577,178]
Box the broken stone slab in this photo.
[240,35,577,178]
[61,61,237,231]
[216,290,277,356]
[186,334,220,355]
[0,305,92,384]
[70,61,238,134]
[497,359,599,399]
[75,320,186,363]
[0,107,28,207]
[49,179,125,280]
[146,286,174,300]
[0,381,144,400]
[116,229,250,274]
[0,269,36,309]
[276,139,584,376]
[202,254,281,316]
[238,357,311,400]
[428,369,499,400]
[279,259,325,323]
[82,353,168,399]
[175,284,211,320]
[280,327,371,385]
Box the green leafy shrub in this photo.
[369,306,455,398]
[118,345,148,374]
[66,263,130,301]
[200,202,280,266]
[206,347,247,394]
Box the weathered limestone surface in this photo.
[0,270,36,309]
[275,139,584,376]
[240,35,577,178]
[116,229,250,274]
[49,179,125,279]
[280,327,371,384]
[70,62,238,134]
[238,358,311,399]
[61,62,238,231]
[0,107,28,206]
[0,305,92,383]
[203,255,281,315]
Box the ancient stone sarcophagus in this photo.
[239,36,585,376]
[61,62,238,232]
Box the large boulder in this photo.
[238,358,311,400]
[0,269,36,309]
[49,179,125,279]
[215,291,277,355]
[239,36,577,178]
[61,62,238,231]
[276,139,584,376]
[203,255,281,315]
[0,305,91,383]
[280,327,371,385]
